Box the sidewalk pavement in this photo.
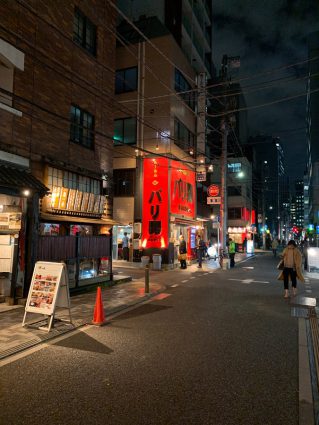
[0,252,252,361]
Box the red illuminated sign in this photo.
[142,158,169,249]
[170,160,195,219]
[207,184,219,197]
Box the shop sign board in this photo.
[0,212,22,230]
[207,185,219,197]
[22,261,72,332]
[142,158,169,249]
[49,186,105,215]
[196,171,206,182]
[170,159,195,219]
[207,197,221,205]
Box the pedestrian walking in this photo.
[271,238,279,257]
[196,235,205,268]
[228,238,236,267]
[178,235,187,269]
[278,239,304,298]
[243,237,247,253]
[122,232,129,261]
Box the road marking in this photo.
[171,284,179,287]
[152,293,171,301]
[181,280,188,283]
[189,277,196,280]
[203,273,209,275]
[242,267,254,269]
[306,289,312,293]
[228,278,270,284]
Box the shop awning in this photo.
[41,212,120,226]
[172,217,200,226]
[0,163,49,196]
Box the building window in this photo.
[174,118,195,151]
[174,69,196,110]
[70,105,95,149]
[47,167,101,194]
[115,67,138,94]
[114,117,137,145]
[73,8,97,55]
[228,207,242,219]
[228,186,242,196]
[227,163,242,173]
[113,169,135,196]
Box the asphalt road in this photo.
[1,254,299,425]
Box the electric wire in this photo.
[109,0,196,86]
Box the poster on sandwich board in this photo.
[22,261,72,332]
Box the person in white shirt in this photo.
[122,232,129,261]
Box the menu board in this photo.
[0,212,22,230]
[99,196,106,214]
[26,265,60,314]
[0,235,13,272]
[74,190,83,211]
[66,189,76,210]
[93,195,101,213]
[59,187,69,209]
[51,186,61,209]
[23,261,71,332]
[81,192,90,212]
[49,186,103,215]
[87,193,95,212]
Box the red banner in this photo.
[170,160,195,219]
[142,158,169,248]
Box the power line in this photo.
[109,1,196,86]
[207,72,319,101]
[207,87,319,118]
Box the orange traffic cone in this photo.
[92,287,106,326]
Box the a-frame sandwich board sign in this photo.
[22,261,72,332]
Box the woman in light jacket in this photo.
[278,240,304,298]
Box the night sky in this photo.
[212,0,319,183]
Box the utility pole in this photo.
[220,55,228,251]
[220,118,228,250]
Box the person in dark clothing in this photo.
[179,235,187,269]
[196,235,205,268]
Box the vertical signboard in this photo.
[170,160,195,219]
[142,158,169,248]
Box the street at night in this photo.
[1,1,319,424]
[2,253,317,424]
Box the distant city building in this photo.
[293,180,304,228]
[248,135,286,239]
[305,31,319,239]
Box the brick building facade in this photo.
[0,1,116,300]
